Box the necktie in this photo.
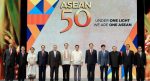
[126,50,129,56]
[42,51,44,56]
[10,49,12,55]
[22,52,24,57]
[90,49,93,54]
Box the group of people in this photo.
[2,43,146,81]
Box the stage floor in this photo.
[0,79,138,81]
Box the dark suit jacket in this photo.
[3,48,17,66]
[48,51,61,67]
[122,50,134,66]
[17,52,27,66]
[109,51,122,67]
[98,50,109,66]
[85,49,97,65]
[37,51,48,66]
[17,52,27,79]
[134,52,146,67]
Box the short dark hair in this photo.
[41,45,45,48]
[64,43,69,46]
[138,46,142,49]
[112,46,116,49]
[89,43,94,46]
[30,47,35,50]
[75,45,79,47]
[101,44,106,48]
[126,44,130,47]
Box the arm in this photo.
[81,51,84,64]
[107,51,110,65]
[37,52,39,64]
[134,53,137,65]
[119,52,122,65]
[144,53,147,66]
[109,52,112,65]
[131,51,134,65]
[3,50,6,65]
[122,52,124,65]
[46,52,48,65]
[58,52,62,65]
[95,50,97,64]
[71,52,74,63]
[98,51,101,64]
[16,53,20,64]
[85,50,88,64]
[48,52,51,65]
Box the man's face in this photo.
[21,46,25,51]
[53,45,57,51]
[89,44,93,49]
[126,45,130,50]
[75,46,79,51]
[64,44,69,49]
[112,46,117,51]
[31,48,34,53]
[138,47,142,52]
[101,46,105,50]
[41,46,45,51]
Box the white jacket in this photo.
[71,50,83,65]
[61,49,71,65]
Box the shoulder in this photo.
[93,49,97,52]
[106,50,109,53]
[86,49,89,52]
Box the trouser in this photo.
[5,65,14,81]
[124,65,132,81]
[39,65,46,81]
[136,66,145,81]
[87,64,95,81]
[18,65,26,81]
[50,66,59,81]
[62,65,70,81]
[100,65,108,81]
[111,67,119,81]
[74,65,81,81]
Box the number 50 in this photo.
[60,9,91,33]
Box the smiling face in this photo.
[64,43,69,49]
[41,45,45,51]
[138,46,142,52]
[30,47,35,53]
[112,46,117,51]
[126,44,130,50]
[21,46,25,52]
[75,45,79,51]
[53,45,57,51]
[89,43,94,49]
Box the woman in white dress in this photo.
[27,47,37,81]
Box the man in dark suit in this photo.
[134,46,146,81]
[3,44,17,81]
[17,46,27,81]
[109,46,122,81]
[37,45,48,81]
[48,45,61,81]
[85,43,97,81]
[98,44,109,81]
[122,44,134,81]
